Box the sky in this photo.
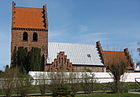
[0,0,140,70]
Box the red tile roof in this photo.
[102,51,133,69]
[13,7,47,29]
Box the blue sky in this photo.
[0,0,140,70]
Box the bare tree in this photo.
[80,72,96,94]
[137,42,140,56]
[68,72,80,96]
[0,67,32,97]
[108,56,128,93]
[34,72,48,95]
[15,72,32,97]
[48,72,72,97]
[0,68,16,97]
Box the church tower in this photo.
[11,2,48,65]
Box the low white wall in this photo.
[29,71,140,83]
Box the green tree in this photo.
[5,65,9,72]
[11,47,17,68]
[16,47,28,73]
[41,54,45,71]
[11,47,44,73]
[28,47,42,71]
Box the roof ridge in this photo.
[15,6,42,9]
[103,50,124,52]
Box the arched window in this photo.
[23,32,28,41]
[33,32,38,41]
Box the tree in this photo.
[28,47,42,71]
[11,47,44,73]
[137,42,140,56]
[15,71,32,97]
[11,47,17,68]
[80,72,96,94]
[11,47,28,73]
[5,65,9,72]
[34,72,48,95]
[0,68,16,97]
[108,57,128,93]
[48,72,72,97]
[17,47,28,73]
[68,72,80,96]
[0,67,32,97]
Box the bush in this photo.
[15,74,32,97]
[52,83,72,97]
[1,69,16,97]
[109,82,128,93]
[80,72,96,94]
[34,72,48,95]
[49,72,77,97]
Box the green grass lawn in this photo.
[76,93,140,97]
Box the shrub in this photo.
[52,83,72,97]
[80,72,96,94]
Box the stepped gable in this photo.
[45,51,74,72]
[96,41,134,70]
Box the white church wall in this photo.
[29,71,140,83]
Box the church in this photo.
[11,2,134,72]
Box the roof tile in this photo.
[47,42,104,66]
[102,51,133,69]
[13,7,46,29]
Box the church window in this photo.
[23,32,28,41]
[33,32,38,41]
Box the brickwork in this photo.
[11,2,48,65]
[45,52,104,72]
[11,29,48,55]
[96,41,134,71]
[73,65,104,72]
[96,41,104,64]
[45,52,74,72]
[124,48,134,70]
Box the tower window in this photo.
[33,32,38,41]
[23,32,28,41]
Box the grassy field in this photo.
[76,93,140,97]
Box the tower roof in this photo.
[12,2,48,29]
